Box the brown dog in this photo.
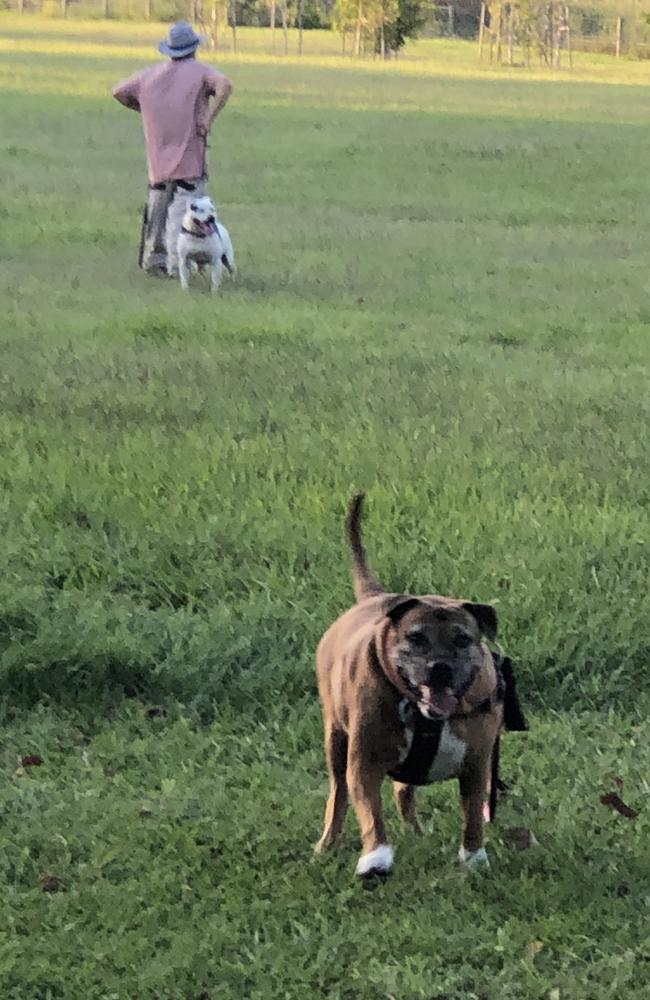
[315,494,508,876]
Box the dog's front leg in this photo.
[458,763,490,869]
[179,259,190,291]
[347,752,392,877]
[210,262,223,295]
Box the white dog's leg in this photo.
[179,259,190,291]
[220,226,236,277]
[210,261,223,295]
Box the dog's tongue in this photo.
[419,685,458,719]
[199,219,217,235]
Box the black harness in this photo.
[388,653,527,820]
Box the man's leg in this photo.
[165,177,208,278]
[142,182,172,274]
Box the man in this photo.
[112,22,232,277]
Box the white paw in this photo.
[459,845,490,869]
[355,844,394,877]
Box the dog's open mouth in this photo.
[417,685,459,720]
[195,217,218,236]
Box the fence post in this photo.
[478,1,486,59]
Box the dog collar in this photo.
[182,225,208,238]
[182,222,221,239]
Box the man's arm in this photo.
[112,72,143,112]
[197,70,233,138]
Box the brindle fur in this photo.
[315,495,503,873]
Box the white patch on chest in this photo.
[426,722,466,782]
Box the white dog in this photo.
[175,196,236,294]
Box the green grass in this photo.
[1,15,650,999]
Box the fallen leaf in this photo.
[549,990,561,1000]
[21,754,44,767]
[600,792,638,819]
[40,874,65,893]
[526,940,544,962]
[505,827,539,850]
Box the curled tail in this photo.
[346,494,385,602]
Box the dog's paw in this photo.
[458,845,490,869]
[355,844,394,878]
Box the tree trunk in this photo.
[297,0,303,54]
[211,1,219,49]
[495,4,502,63]
[280,0,289,54]
[478,2,486,59]
[230,0,237,52]
[353,0,363,56]
[508,7,514,64]
[270,0,276,48]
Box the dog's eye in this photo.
[190,203,197,211]
[453,632,472,649]
[407,630,429,648]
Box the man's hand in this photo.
[199,74,233,140]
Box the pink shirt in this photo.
[113,59,226,184]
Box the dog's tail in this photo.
[346,494,385,602]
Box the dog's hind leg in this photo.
[393,781,422,834]
[314,725,349,854]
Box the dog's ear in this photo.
[462,602,498,641]
[385,596,423,625]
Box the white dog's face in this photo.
[186,196,218,235]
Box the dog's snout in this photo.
[429,661,454,686]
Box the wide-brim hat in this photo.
[158,21,205,59]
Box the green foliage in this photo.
[1,701,649,998]
[1,19,650,998]
[382,0,426,51]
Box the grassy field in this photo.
[2,15,650,999]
